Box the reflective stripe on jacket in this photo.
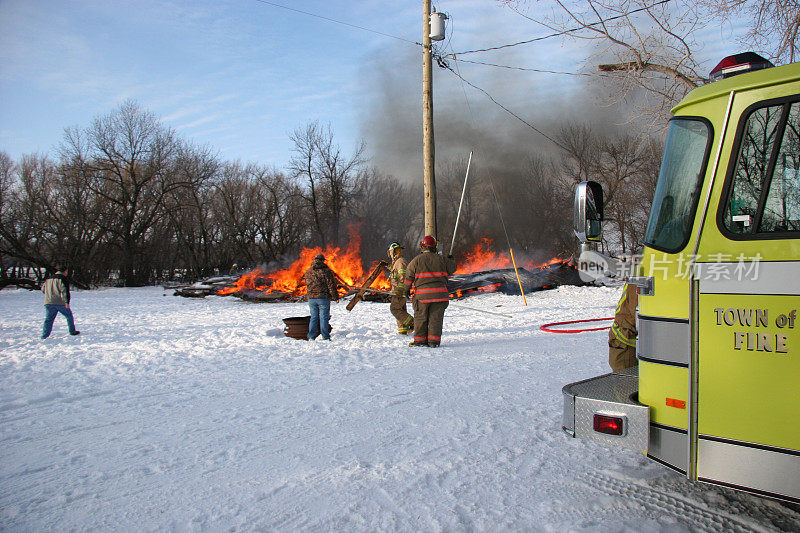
[405,251,456,304]
[390,256,408,293]
[611,323,637,347]
[609,283,638,347]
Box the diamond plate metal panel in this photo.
[562,390,575,435]
[563,368,649,452]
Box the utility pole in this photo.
[422,0,437,240]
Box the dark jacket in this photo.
[42,272,71,306]
[405,250,456,303]
[304,259,339,300]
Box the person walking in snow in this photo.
[41,265,80,339]
[303,253,339,340]
[387,242,413,335]
[404,236,456,347]
[608,282,638,371]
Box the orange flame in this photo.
[217,226,392,297]
[451,282,502,299]
[454,238,570,275]
[455,238,511,274]
[217,268,271,295]
[218,234,570,299]
[523,257,566,271]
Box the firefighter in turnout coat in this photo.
[404,236,456,347]
[387,243,414,335]
[608,282,638,371]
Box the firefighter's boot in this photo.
[398,316,413,335]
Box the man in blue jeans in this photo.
[303,254,340,340]
[41,265,80,339]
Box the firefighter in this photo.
[608,282,638,371]
[404,236,456,347]
[387,242,414,335]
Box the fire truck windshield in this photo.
[644,118,712,253]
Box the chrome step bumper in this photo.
[562,366,650,452]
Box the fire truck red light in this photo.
[593,414,624,436]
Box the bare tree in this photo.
[210,162,307,270]
[255,168,306,263]
[212,162,265,267]
[164,143,220,278]
[701,0,800,63]
[61,100,180,286]
[289,121,365,247]
[48,156,109,284]
[0,154,52,273]
[494,157,575,257]
[0,152,13,276]
[498,0,706,120]
[499,0,797,121]
[351,168,421,261]
[557,123,662,254]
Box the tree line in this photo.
[1,100,659,287]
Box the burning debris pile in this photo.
[174,237,584,301]
[448,261,582,299]
[171,276,240,298]
[174,230,390,301]
[446,239,582,299]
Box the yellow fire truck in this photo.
[563,53,800,503]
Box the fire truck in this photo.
[563,53,800,503]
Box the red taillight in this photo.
[593,414,625,436]
[709,52,774,81]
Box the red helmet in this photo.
[420,235,437,249]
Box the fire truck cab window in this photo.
[644,118,711,253]
[723,100,800,236]
[761,103,800,232]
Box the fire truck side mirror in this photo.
[574,181,604,243]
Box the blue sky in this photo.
[0,0,749,173]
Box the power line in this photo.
[449,0,670,56]
[251,0,419,45]
[449,57,601,77]
[451,56,686,81]
[439,57,569,154]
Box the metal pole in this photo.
[422,0,437,240]
[450,151,473,256]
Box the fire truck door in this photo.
[695,94,800,502]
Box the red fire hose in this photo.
[540,317,615,334]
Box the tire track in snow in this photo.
[579,471,776,533]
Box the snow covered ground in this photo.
[1,285,798,532]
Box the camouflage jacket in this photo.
[304,260,339,300]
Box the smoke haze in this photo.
[358,45,628,184]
